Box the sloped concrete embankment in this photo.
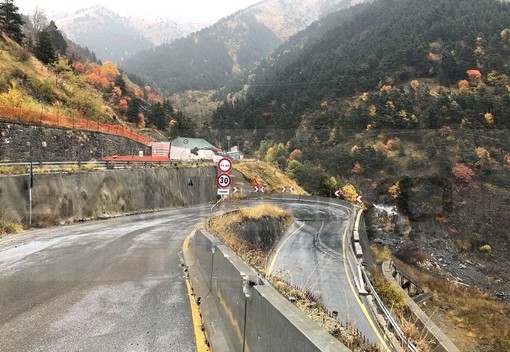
[184,228,349,352]
[0,167,216,226]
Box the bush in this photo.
[29,78,56,103]
[372,275,406,312]
[395,241,428,265]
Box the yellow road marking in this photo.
[183,231,211,352]
[0,232,38,245]
[341,223,391,351]
[266,223,305,275]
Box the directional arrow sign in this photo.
[216,173,232,188]
[289,186,294,193]
[356,195,364,203]
[281,186,286,193]
[254,186,265,193]
[260,186,265,193]
[334,190,342,198]
[217,157,233,173]
[233,186,240,193]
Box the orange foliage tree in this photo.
[458,79,470,90]
[134,88,144,98]
[351,162,364,174]
[289,149,302,160]
[117,99,128,113]
[466,69,482,84]
[452,163,475,183]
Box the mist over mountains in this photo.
[52,5,206,63]
[121,0,367,93]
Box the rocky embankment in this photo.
[368,204,509,301]
[0,122,151,161]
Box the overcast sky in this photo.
[15,0,262,22]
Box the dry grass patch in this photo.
[393,259,510,352]
[234,161,307,194]
[268,276,380,352]
[211,203,292,272]
[0,219,23,236]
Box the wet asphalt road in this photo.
[0,206,211,352]
[265,200,388,348]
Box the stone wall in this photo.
[0,121,151,161]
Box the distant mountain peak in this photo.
[52,7,205,63]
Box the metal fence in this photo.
[0,106,151,146]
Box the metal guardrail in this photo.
[0,160,189,169]
[361,268,418,352]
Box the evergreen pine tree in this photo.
[46,20,67,56]
[0,0,25,44]
[148,102,167,130]
[126,98,140,124]
[34,29,56,64]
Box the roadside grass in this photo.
[392,258,510,352]
[234,161,307,195]
[370,244,510,352]
[268,276,379,352]
[0,218,23,236]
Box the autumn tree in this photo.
[101,61,120,81]
[0,0,25,44]
[289,149,302,160]
[351,162,364,174]
[117,99,128,114]
[341,184,358,204]
[452,163,475,183]
[467,69,482,86]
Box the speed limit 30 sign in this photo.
[216,173,232,188]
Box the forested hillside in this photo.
[122,0,366,94]
[0,0,196,140]
[214,0,510,135]
[123,12,281,93]
[211,1,510,337]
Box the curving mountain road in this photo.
[0,206,211,352]
[0,198,390,352]
[264,199,391,351]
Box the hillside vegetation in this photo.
[0,1,199,141]
[209,0,510,313]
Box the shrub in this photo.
[395,242,428,265]
[479,244,492,253]
[372,275,406,312]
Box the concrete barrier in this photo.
[184,228,350,352]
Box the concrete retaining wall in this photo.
[184,229,349,352]
[0,167,217,226]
